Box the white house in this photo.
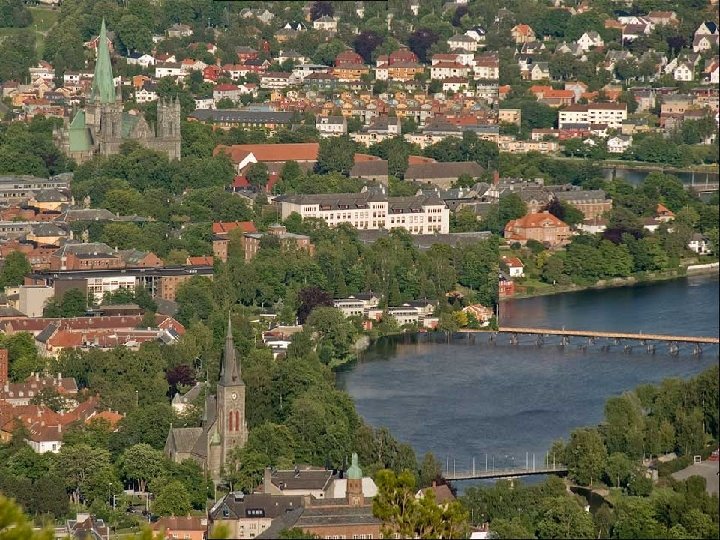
[530,62,550,81]
[693,34,719,53]
[135,84,158,103]
[673,62,694,81]
[430,62,469,80]
[447,34,478,52]
[501,256,525,277]
[154,63,183,79]
[194,97,214,109]
[688,233,713,255]
[313,16,338,33]
[465,26,486,43]
[607,135,632,154]
[126,53,156,68]
[703,60,720,84]
[316,115,347,137]
[167,23,193,38]
[577,31,604,51]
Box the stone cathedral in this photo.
[54,19,181,164]
[165,319,248,481]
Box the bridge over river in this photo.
[459,327,719,355]
[444,453,568,481]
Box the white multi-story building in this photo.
[276,192,449,234]
[86,275,137,303]
[559,103,627,129]
[333,293,380,318]
[430,62,469,80]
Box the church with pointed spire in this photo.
[165,318,248,481]
[54,19,181,164]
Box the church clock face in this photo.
[231,392,237,400]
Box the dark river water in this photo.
[601,167,718,186]
[336,275,719,484]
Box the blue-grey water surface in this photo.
[336,275,719,479]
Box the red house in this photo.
[203,65,221,82]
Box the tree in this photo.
[43,288,87,318]
[0,495,54,540]
[408,28,440,63]
[278,529,318,539]
[604,452,634,488]
[152,480,192,516]
[545,199,584,227]
[564,428,607,486]
[0,251,30,288]
[353,31,384,63]
[281,160,303,184]
[55,444,118,505]
[296,286,334,324]
[419,452,443,488]
[315,136,356,175]
[536,496,595,539]
[116,14,152,54]
[29,387,67,412]
[122,444,167,493]
[247,162,269,188]
[306,307,357,366]
[373,469,469,539]
[310,1,333,21]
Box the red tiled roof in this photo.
[212,221,257,235]
[502,256,524,267]
[187,256,214,266]
[214,143,320,163]
[505,212,569,230]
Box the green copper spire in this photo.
[347,453,362,480]
[90,19,116,103]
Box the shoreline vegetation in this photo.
[503,262,719,301]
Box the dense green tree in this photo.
[121,443,167,493]
[0,252,31,288]
[315,136,356,175]
[536,496,595,539]
[152,480,192,516]
[43,288,88,318]
[564,428,607,486]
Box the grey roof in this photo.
[167,427,203,454]
[115,249,152,265]
[31,222,68,237]
[0,305,26,318]
[189,109,295,124]
[52,242,114,257]
[35,322,60,344]
[405,162,484,181]
[62,209,118,221]
[350,160,388,178]
[256,508,304,539]
[172,382,204,405]
[555,189,608,202]
[295,505,381,527]
[356,229,492,249]
[271,468,336,491]
[209,492,303,521]
[33,189,69,203]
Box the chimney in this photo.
[263,467,273,493]
[0,349,8,388]
[492,170,500,185]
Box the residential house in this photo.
[647,11,678,26]
[315,115,347,136]
[461,304,494,326]
[447,34,478,52]
[501,256,525,277]
[126,53,156,68]
[135,83,158,103]
[511,24,536,44]
[351,116,401,146]
[260,72,291,89]
[167,23,193,38]
[333,293,381,318]
[154,62,183,79]
[504,212,571,247]
[606,135,632,154]
[473,52,500,80]
[673,62,695,82]
[151,517,207,540]
[577,31,605,51]
[430,62,469,80]
[313,15,338,33]
[66,514,110,540]
[688,233,713,255]
[703,60,720,84]
[622,23,651,42]
[530,62,550,81]
[693,33,719,53]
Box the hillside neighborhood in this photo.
[0,0,718,538]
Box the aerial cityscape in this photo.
[0,0,718,538]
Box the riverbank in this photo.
[505,264,719,301]
[552,156,718,173]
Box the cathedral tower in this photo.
[216,317,248,476]
[346,453,364,507]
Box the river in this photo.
[336,275,719,485]
[600,166,718,187]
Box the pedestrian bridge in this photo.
[445,465,569,481]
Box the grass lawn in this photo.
[29,6,59,32]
